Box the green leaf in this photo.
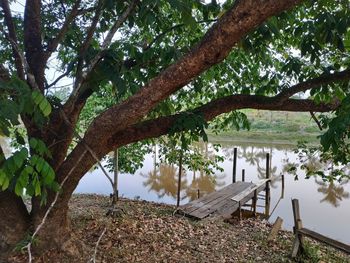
[35,181,41,196]
[32,90,45,105]
[29,138,38,149]
[1,177,9,191]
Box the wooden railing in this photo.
[291,199,350,257]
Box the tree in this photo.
[0,0,349,260]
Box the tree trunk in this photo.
[0,190,86,262]
[26,192,86,262]
[30,200,86,261]
[0,191,30,261]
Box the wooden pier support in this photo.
[265,153,271,217]
[291,199,304,257]
[232,147,237,183]
[176,151,183,207]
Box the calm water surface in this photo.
[76,142,350,244]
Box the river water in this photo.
[76,141,350,244]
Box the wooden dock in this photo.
[178,179,270,220]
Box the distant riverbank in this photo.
[208,110,323,146]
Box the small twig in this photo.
[144,19,217,51]
[0,25,39,90]
[87,0,138,70]
[1,0,25,79]
[74,0,104,90]
[59,109,114,186]
[310,111,323,131]
[72,0,138,98]
[91,227,107,263]
[46,63,74,89]
[46,0,81,54]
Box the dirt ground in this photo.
[9,194,350,263]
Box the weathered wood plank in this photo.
[189,183,251,219]
[179,178,273,219]
[215,183,266,216]
[180,182,244,211]
[181,182,250,216]
[299,228,350,254]
[231,179,269,202]
[268,217,283,241]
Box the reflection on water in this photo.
[141,163,226,202]
[315,179,350,207]
[185,170,225,201]
[76,141,350,244]
[142,164,188,199]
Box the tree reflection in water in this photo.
[142,164,188,199]
[185,170,225,201]
[142,141,226,201]
[222,144,280,188]
[315,178,350,207]
[142,143,350,205]
[142,162,225,201]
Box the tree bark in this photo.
[30,201,85,259]
[0,191,30,261]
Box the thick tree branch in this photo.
[74,0,104,90]
[0,64,10,82]
[0,0,25,80]
[107,96,338,149]
[0,28,38,89]
[82,0,304,150]
[53,0,307,211]
[45,0,81,56]
[275,68,350,100]
[24,0,46,90]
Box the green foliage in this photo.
[0,77,52,136]
[210,111,250,134]
[157,138,224,176]
[291,141,350,182]
[169,112,208,150]
[0,137,59,204]
[320,95,350,164]
[0,78,56,203]
[105,142,152,174]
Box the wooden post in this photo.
[265,153,270,217]
[176,151,183,207]
[281,174,285,199]
[112,148,119,205]
[197,189,200,199]
[253,189,257,216]
[238,201,242,221]
[291,199,304,257]
[232,147,237,183]
[242,169,245,182]
[268,217,283,241]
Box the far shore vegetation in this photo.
[209,110,323,146]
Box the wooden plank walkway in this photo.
[178,179,269,219]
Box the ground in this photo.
[9,194,350,263]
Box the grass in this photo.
[209,110,324,145]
